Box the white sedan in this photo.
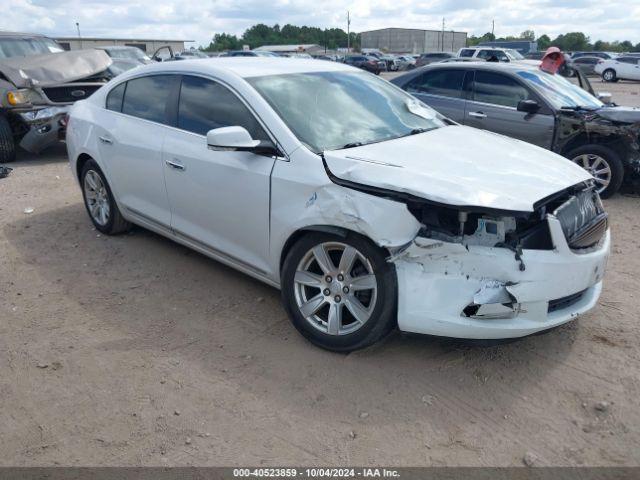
[595,55,640,82]
[66,58,610,351]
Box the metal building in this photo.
[54,37,193,54]
[360,28,467,54]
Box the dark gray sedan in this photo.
[391,62,640,197]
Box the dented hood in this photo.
[323,125,592,212]
[0,49,112,88]
[594,106,640,124]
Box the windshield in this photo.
[517,69,603,109]
[0,37,64,59]
[108,48,150,62]
[248,71,445,153]
[506,49,525,60]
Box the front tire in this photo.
[567,144,624,198]
[602,69,617,82]
[281,232,397,352]
[0,114,16,163]
[80,159,131,234]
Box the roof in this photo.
[419,61,541,72]
[360,27,467,35]
[254,44,321,52]
[122,57,354,79]
[54,36,193,42]
[0,30,50,38]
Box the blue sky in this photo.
[4,0,640,47]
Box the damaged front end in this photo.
[554,106,640,189]
[389,184,609,338]
[1,49,114,154]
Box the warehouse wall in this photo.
[361,28,467,54]
[55,38,187,54]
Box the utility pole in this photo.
[441,18,445,51]
[346,11,351,52]
[492,19,495,38]
[75,22,82,49]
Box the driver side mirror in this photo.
[597,92,612,104]
[207,126,261,151]
[517,99,540,114]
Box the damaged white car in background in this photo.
[66,58,610,351]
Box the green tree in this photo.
[520,30,535,41]
[203,33,241,52]
[537,34,551,50]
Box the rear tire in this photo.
[80,159,131,234]
[567,144,624,198]
[281,232,397,352]
[602,69,617,82]
[0,114,16,163]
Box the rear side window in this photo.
[473,71,530,108]
[121,75,175,124]
[106,83,126,112]
[177,75,268,140]
[459,49,475,58]
[405,69,466,99]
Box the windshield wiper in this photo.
[341,141,365,149]
[409,127,432,135]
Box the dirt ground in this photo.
[1,82,640,467]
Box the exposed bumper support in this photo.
[393,216,610,339]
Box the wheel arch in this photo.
[560,132,629,162]
[278,225,392,275]
[75,152,94,181]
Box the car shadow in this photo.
[4,202,581,432]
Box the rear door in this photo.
[465,70,554,149]
[402,68,468,123]
[98,75,177,228]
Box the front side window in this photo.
[516,69,603,110]
[459,49,475,58]
[121,75,175,124]
[405,69,466,99]
[473,71,530,108]
[177,75,268,140]
[248,71,446,153]
[106,82,126,112]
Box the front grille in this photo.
[548,289,586,313]
[42,84,102,104]
[553,189,607,249]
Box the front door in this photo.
[465,70,554,149]
[162,75,277,273]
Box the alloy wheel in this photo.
[293,242,377,336]
[572,154,611,194]
[83,170,111,226]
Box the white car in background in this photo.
[66,58,609,351]
[595,56,640,82]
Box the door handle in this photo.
[468,111,487,119]
[165,159,185,171]
[98,136,113,145]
